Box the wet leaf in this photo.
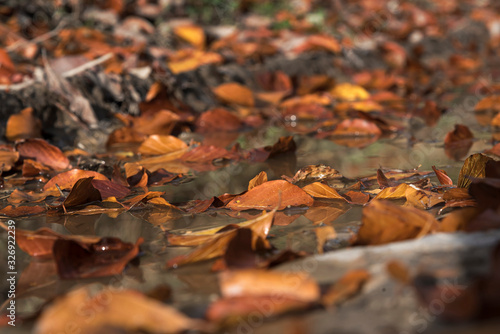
[302,182,347,200]
[343,190,370,205]
[373,183,410,200]
[63,177,102,208]
[91,179,131,199]
[354,200,438,246]
[227,180,314,211]
[138,135,188,156]
[0,205,45,217]
[16,138,70,170]
[196,108,242,132]
[43,169,108,191]
[35,286,207,334]
[53,237,143,279]
[332,118,382,137]
[404,185,444,210]
[0,150,19,172]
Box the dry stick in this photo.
[0,52,114,91]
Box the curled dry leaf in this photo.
[54,237,143,279]
[302,182,347,201]
[138,135,188,156]
[227,180,314,211]
[213,82,255,107]
[458,153,494,188]
[432,166,453,186]
[248,171,268,190]
[404,185,444,210]
[354,200,438,246]
[322,269,371,306]
[63,177,102,208]
[16,138,70,170]
[91,179,131,199]
[34,286,207,334]
[5,107,42,142]
[43,169,108,191]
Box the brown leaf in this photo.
[373,183,410,200]
[302,182,347,200]
[404,186,444,209]
[173,24,205,49]
[458,153,494,188]
[227,180,314,211]
[16,138,70,170]
[223,228,260,269]
[322,269,370,306]
[167,210,275,267]
[138,135,188,156]
[0,150,19,172]
[386,260,411,284]
[43,169,108,191]
[213,82,255,107]
[315,226,336,254]
[63,177,102,208]
[432,166,453,186]
[444,124,474,160]
[0,205,45,217]
[196,108,242,132]
[354,200,438,246]
[332,118,382,137]
[180,145,238,164]
[330,83,370,101]
[91,179,131,199]
[35,287,207,334]
[5,107,42,142]
[53,237,143,279]
[343,190,370,205]
[248,171,268,191]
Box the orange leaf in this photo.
[16,138,70,170]
[432,166,453,186]
[302,182,347,200]
[330,83,370,101]
[213,82,254,107]
[43,169,108,191]
[354,200,438,246]
[173,24,205,49]
[138,135,188,156]
[227,180,314,211]
[248,171,268,191]
[5,107,42,141]
[0,150,19,172]
[322,269,370,306]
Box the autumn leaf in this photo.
[43,169,108,191]
[5,107,42,141]
[16,138,70,170]
[302,182,347,200]
[213,82,255,107]
[248,171,268,190]
[227,180,314,211]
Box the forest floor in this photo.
[1,1,500,333]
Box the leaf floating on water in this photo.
[248,171,268,190]
[458,153,494,188]
[213,82,255,107]
[227,180,314,211]
[63,177,102,208]
[16,138,70,170]
[302,182,347,200]
[43,169,108,192]
[432,165,453,186]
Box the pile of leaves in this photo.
[1,0,500,332]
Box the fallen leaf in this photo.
[138,135,188,156]
[43,169,108,191]
[302,182,347,200]
[34,286,207,334]
[218,269,320,302]
[63,177,102,208]
[16,138,70,170]
[353,200,438,245]
[248,171,268,190]
[53,237,143,279]
[227,180,314,211]
[213,82,255,107]
[343,190,370,205]
[173,24,205,49]
[91,179,131,199]
[432,166,453,186]
[0,205,45,217]
[315,226,336,253]
[458,153,494,188]
[332,118,382,137]
[5,107,42,141]
[386,260,411,284]
[404,185,444,209]
[330,83,370,101]
[0,150,19,172]
[196,108,242,132]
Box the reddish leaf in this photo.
[227,180,314,211]
[91,179,131,199]
[16,138,70,170]
[180,145,238,164]
[343,190,370,205]
[196,108,242,132]
[0,205,45,217]
[0,150,19,172]
[63,177,102,208]
[43,169,108,191]
[138,135,188,156]
[302,182,347,200]
[432,166,453,186]
[248,171,268,190]
[332,118,382,137]
[53,237,143,279]
[213,82,255,107]
[5,107,42,142]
